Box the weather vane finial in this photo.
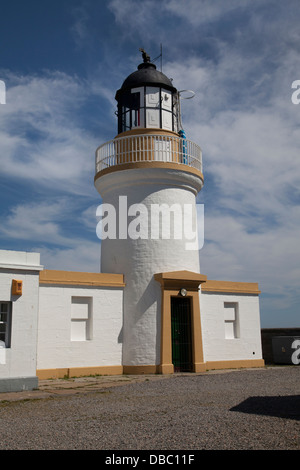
[139,48,151,63]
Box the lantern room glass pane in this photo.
[117,86,177,133]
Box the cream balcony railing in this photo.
[95,133,202,175]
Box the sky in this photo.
[0,0,299,328]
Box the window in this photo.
[0,302,12,348]
[119,91,141,133]
[224,302,239,339]
[117,87,176,133]
[70,297,92,342]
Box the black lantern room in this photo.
[115,49,179,135]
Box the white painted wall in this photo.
[96,166,203,367]
[200,291,263,362]
[37,285,123,370]
[0,248,263,380]
[0,250,42,382]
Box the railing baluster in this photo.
[95,134,202,174]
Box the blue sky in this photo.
[0,0,299,328]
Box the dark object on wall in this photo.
[261,328,300,364]
[272,336,300,365]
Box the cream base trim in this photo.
[201,280,261,295]
[37,360,265,380]
[95,161,204,184]
[115,128,181,139]
[205,359,265,370]
[194,362,207,372]
[158,359,265,374]
[157,364,174,374]
[37,366,123,380]
[39,270,125,287]
[123,365,159,375]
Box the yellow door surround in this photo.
[155,271,207,374]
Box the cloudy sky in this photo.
[0,0,299,328]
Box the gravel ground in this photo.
[0,367,299,451]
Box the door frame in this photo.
[171,296,193,372]
[155,271,207,374]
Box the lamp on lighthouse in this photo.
[115,49,179,134]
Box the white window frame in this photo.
[0,301,12,348]
[224,302,240,339]
[70,297,93,342]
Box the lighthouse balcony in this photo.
[95,130,202,178]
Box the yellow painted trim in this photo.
[123,365,159,375]
[205,359,265,370]
[115,128,180,139]
[95,161,204,183]
[39,270,125,287]
[155,270,207,374]
[155,271,207,290]
[158,364,174,374]
[201,280,261,295]
[36,360,265,380]
[37,366,123,380]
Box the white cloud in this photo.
[0,71,102,196]
[108,0,155,27]
[1,0,299,327]
[0,198,101,272]
[153,16,300,327]
[0,199,75,246]
[79,203,102,234]
[164,0,251,26]
[70,5,91,50]
[0,69,108,273]
[36,242,101,273]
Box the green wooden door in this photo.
[171,297,193,372]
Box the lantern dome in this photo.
[115,61,177,101]
[115,50,180,134]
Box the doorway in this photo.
[171,297,193,372]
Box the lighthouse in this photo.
[94,50,207,374]
[0,51,264,390]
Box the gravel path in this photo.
[0,367,299,450]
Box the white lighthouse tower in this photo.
[94,50,207,374]
[0,51,264,389]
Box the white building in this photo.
[0,52,264,392]
[0,250,42,392]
